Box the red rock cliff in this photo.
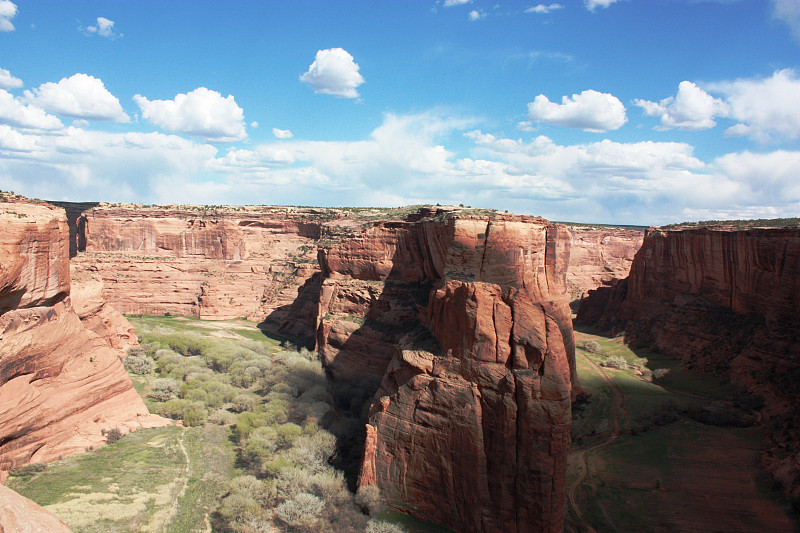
[577,225,800,500]
[0,200,167,483]
[61,204,347,322]
[317,209,576,533]
[566,226,643,301]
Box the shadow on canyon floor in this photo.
[567,325,798,533]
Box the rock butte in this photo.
[312,209,577,532]
[0,199,168,486]
[578,224,800,502]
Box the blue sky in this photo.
[1,0,799,224]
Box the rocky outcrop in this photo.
[0,200,167,483]
[577,225,800,500]
[316,210,576,533]
[0,484,72,533]
[61,204,340,321]
[566,226,643,301]
[69,270,138,354]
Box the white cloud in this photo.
[23,74,129,122]
[84,17,122,39]
[585,0,620,11]
[708,69,800,142]
[0,124,39,151]
[0,67,22,89]
[772,0,800,42]
[525,4,564,14]
[250,121,259,128]
[300,48,364,99]
[0,1,17,32]
[133,87,247,143]
[634,81,729,131]
[468,9,486,21]
[443,0,471,6]
[2,107,798,225]
[527,89,627,131]
[273,127,293,139]
[0,89,63,130]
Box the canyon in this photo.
[2,201,597,532]
[577,223,800,503]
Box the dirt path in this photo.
[144,427,190,532]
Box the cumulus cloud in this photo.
[0,1,17,32]
[300,48,364,99]
[83,17,122,39]
[0,67,22,89]
[443,0,471,6]
[0,124,39,151]
[585,0,620,11]
[0,89,63,130]
[772,0,800,42]
[634,81,729,131]
[23,74,129,122]
[133,87,247,143]
[525,4,564,14]
[527,89,627,131]
[468,10,486,21]
[273,128,293,139]
[708,69,800,142]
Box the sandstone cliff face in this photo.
[316,210,576,533]
[64,205,331,322]
[566,226,642,301]
[577,226,800,500]
[0,484,72,533]
[0,201,167,483]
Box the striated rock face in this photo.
[0,201,167,483]
[69,270,138,354]
[577,226,800,500]
[566,226,643,301]
[0,484,72,533]
[317,210,576,533]
[63,204,334,322]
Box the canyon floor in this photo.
[567,327,797,533]
[7,315,796,532]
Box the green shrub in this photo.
[355,485,386,516]
[230,394,256,413]
[149,378,180,401]
[601,355,628,369]
[10,463,46,477]
[103,427,123,444]
[124,353,155,375]
[274,492,324,529]
[367,519,407,533]
[581,340,602,354]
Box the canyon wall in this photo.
[316,209,576,533]
[577,225,800,500]
[0,199,167,483]
[59,204,640,325]
[61,204,331,322]
[566,226,642,301]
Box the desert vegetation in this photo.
[9,316,421,533]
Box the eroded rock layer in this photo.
[577,225,800,500]
[0,200,167,482]
[316,210,576,533]
[566,226,643,301]
[63,205,330,321]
